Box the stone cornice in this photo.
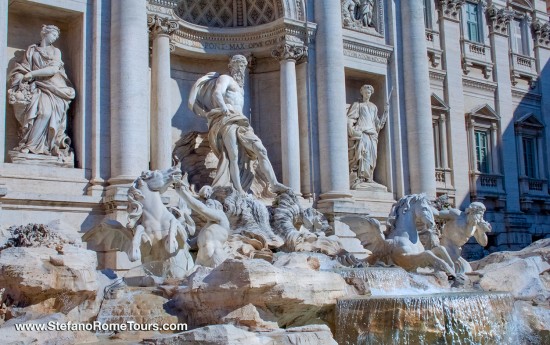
[148,14,179,38]
[532,20,550,49]
[437,0,466,21]
[342,39,393,65]
[486,5,514,36]
[511,88,542,102]
[462,77,497,92]
[429,70,447,81]
[167,17,316,57]
[271,43,308,63]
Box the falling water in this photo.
[335,292,516,345]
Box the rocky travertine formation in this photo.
[0,245,100,321]
[143,324,338,345]
[97,288,179,330]
[471,239,550,343]
[173,257,352,329]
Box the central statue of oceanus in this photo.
[188,55,288,195]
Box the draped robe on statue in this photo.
[347,100,383,185]
[188,72,262,192]
[8,44,75,156]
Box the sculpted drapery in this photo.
[347,85,388,188]
[8,25,75,159]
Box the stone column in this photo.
[467,119,477,172]
[109,0,149,184]
[439,114,449,169]
[314,0,352,201]
[401,0,436,197]
[487,5,520,211]
[148,15,178,171]
[0,1,7,164]
[297,62,312,198]
[438,0,470,206]
[272,43,306,195]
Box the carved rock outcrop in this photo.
[172,258,351,329]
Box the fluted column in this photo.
[0,1,7,164]
[110,0,149,184]
[272,43,306,195]
[149,15,178,171]
[401,0,436,197]
[314,0,352,201]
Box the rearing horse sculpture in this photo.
[343,194,456,277]
[83,166,195,279]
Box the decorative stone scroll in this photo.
[486,5,514,36]
[271,43,308,62]
[437,0,465,21]
[532,20,550,48]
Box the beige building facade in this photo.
[1,0,550,258]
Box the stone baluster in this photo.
[148,15,179,171]
[314,0,352,203]
[272,43,306,195]
[109,0,150,184]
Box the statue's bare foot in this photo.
[270,182,290,194]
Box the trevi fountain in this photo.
[1,0,550,344]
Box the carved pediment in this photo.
[431,94,449,111]
[468,104,500,121]
[516,113,544,129]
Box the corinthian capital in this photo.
[437,0,465,21]
[532,20,550,48]
[147,15,179,38]
[486,5,514,36]
[271,43,308,63]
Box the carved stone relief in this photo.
[341,0,384,35]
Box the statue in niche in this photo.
[188,54,288,195]
[342,0,377,31]
[347,84,389,189]
[7,25,75,165]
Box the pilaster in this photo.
[272,43,307,195]
[148,15,179,171]
[489,4,520,212]
[437,0,471,207]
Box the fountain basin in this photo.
[336,291,515,345]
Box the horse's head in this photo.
[138,166,182,193]
[413,194,436,230]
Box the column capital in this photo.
[437,0,466,21]
[272,43,308,63]
[486,5,514,36]
[532,20,550,49]
[147,14,179,38]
